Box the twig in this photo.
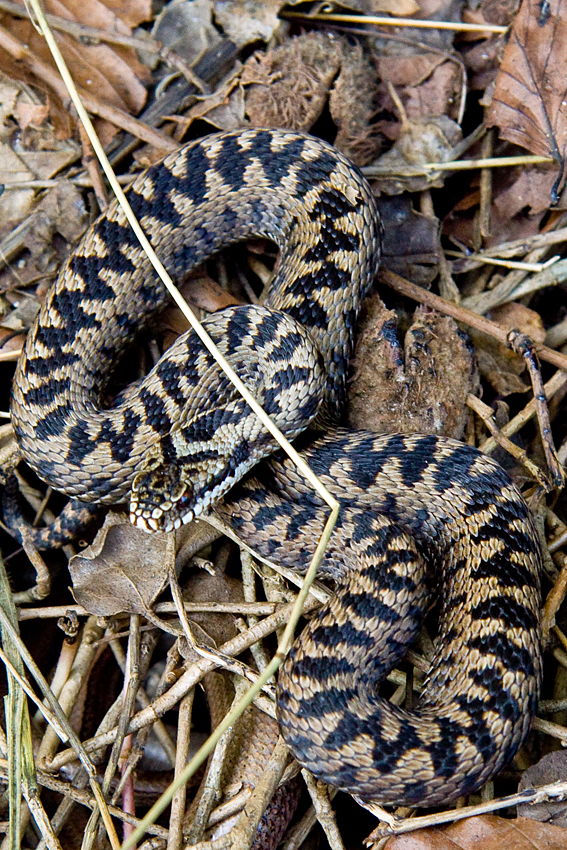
[282,10,508,33]
[302,772,345,850]
[466,395,550,487]
[46,597,319,771]
[508,331,565,489]
[366,780,567,838]
[379,269,567,373]
[479,369,567,457]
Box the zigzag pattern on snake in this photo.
[9,129,542,806]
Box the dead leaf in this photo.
[0,327,25,357]
[1,296,40,332]
[470,310,532,396]
[370,115,462,194]
[212,0,283,47]
[152,0,223,66]
[0,0,152,139]
[13,98,49,130]
[17,147,79,180]
[378,194,440,286]
[376,52,451,90]
[7,181,88,278]
[487,0,567,195]
[519,751,567,826]
[403,60,463,122]
[69,512,170,616]
[161,275,241,346]
[381,814,567,849]
[0,142,34,226]
[365,0,419,12]
[442,163,564,252]
[0,75,19,130]
[489,302,546,343]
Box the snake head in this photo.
[130,464,198,532]
[130,452,248,532]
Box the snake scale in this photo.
[10,129,542,807]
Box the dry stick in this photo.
[463,213,567,314]
[466,396,550,489]
[302,772,345,850]
[508,330,565,488]
[47,597,319,771]
[82,617,142,850]
[282,9,508,32]
[0,24,177,152]
[17,601,280,620]
[479,369,567,457]
[0,763,169,838]
[542,552,567,638]
[477,126,494,247]
[364,154,553,179]
[380,269,567,373]
[0,608,121,849]
[367,780,567,839]
[77,122,108,210]
[168,689,195,850]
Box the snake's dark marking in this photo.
[10,129,542,806]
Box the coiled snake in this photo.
[10,129,542,806]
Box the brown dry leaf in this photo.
[493,165,567,221]
[376,53,451,90]
[193,83,245,131]
[161,275,241,346]
[171,65,244,133]
[518,751,567,827]
[212,0,284,47]
[443,162,564,251]
[487,0,567,193]
[348,295,476,439]
[152,0,223,66]
[13,98,49,130]
[403,61,463,122]
[69,513,170,616]
[0,0,152,138]
[490,302,546,343]
[365,0,419,11]
[14,181,88,276]
[0,142,35,226]
[0,75,19,128]
[1,295,40,332]
[371,115,462,194]
[378,195,440,286]
[0,327,25,356]
[382,814,567,849]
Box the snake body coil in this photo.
[10,129,542,806]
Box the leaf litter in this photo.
[3,0,567,848]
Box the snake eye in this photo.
[175,488,194,511]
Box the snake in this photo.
[9,128,542,807]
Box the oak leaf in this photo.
[487,0,566,197]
